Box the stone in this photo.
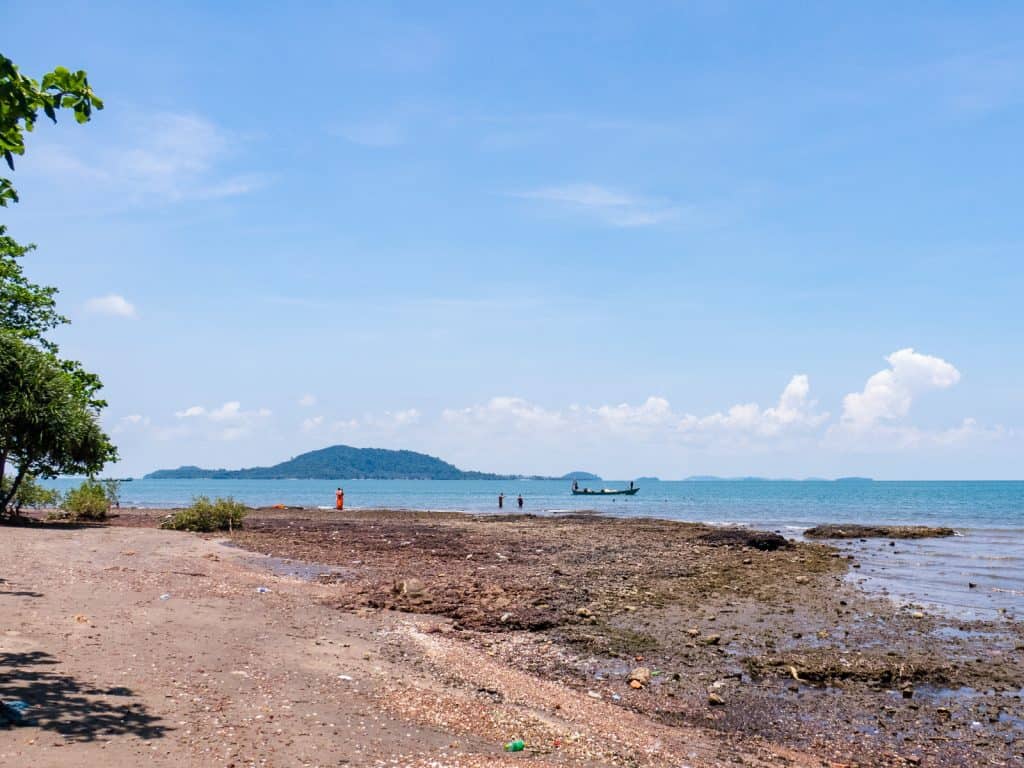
[708,692,725,705]
[395,578,426,596]
[703,634,722,646]
[627,667,652,686]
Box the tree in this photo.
[0,332,115,514]
[1,52,112,513]
[0,226,66,350]
[0,54,103,206]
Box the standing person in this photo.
[498,493,504,509]
[517,494,523,509]
[335,487,344,510]
[572,480,579,492]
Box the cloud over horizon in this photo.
[108,349,1006,475]
[85,294,136,317]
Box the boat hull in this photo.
[571,488,639,496]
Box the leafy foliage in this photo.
[0,53,114,516]
[0,226,66,351]
[0,333,117,514]
[0,54,103,206]
[0,473,60,514]
[55,477,119,521]
[160,496,248,532]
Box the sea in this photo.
[42,477,1024,620]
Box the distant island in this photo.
[561,471,602,481]
[146,445,597,481]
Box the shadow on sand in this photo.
[0,651,168,741]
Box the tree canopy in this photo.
[0,332,115,511]
[0,226,65,349]
[0,54,103,206]
[0,52,112,515]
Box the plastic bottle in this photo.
[503,739,525,752]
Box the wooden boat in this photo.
[571,486,639,496]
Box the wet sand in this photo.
[3,508,1022,766]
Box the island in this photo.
[560,471,602,481]
[146,444,597,481]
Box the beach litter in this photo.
[159,593,171,600]
[256,586,271,594]
[338,674,354,681]
[1,700,30,723]
[503,739,525,752]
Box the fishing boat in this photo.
[571,485,639,496]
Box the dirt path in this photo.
[0,523,817,767]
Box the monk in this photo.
[335,487,344,510]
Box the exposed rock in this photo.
[697,528,790,551]
[394,577,426,596]
[803,524,955,540]
[708,692,726,705]
[627,667,652,686]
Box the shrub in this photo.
[160,496,247,532]
[59,478,119,521]
[1,474,61,516]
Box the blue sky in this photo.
[4,1,1023,478]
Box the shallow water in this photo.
[829,531,1024,619]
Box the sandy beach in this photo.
[1,509,1021,767]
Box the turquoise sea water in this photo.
[42,478,1024,618]
[41,477,1024,529]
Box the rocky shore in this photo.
[206,508,1024,765]
[3,508,1021,767]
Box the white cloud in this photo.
[167,401,272,441]
[516,183,679,228]
[840,348,960,430]
[112,413,150,434]
[85,294,136,317]
[328,408,422,435]
[208,401,243,422]
[298,394,317,407]
[441,377,827,448]
[302,415,324,432]
[677,374,829,442]
[33,112,265,206]
[443,397,566,432]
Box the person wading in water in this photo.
[335,488,344,510]
[517,494,524,509]
[498,493,504,509]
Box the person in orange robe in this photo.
[335,487,344,510]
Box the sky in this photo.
[3,1,1023,479]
